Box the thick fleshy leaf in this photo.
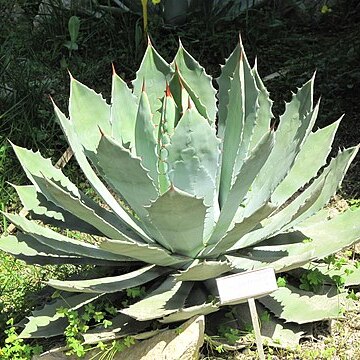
[159,86,178,137]
[53,103,150,241]
[69,77,111,151]
[251,60,273,147]
[233,46,261,176]
[216,39,240,140]
[233,301,303,349]
[167,108,221,239]
[111,71,137,147]
[146,187,207,257]
[174,260,232,281]
[242,75,316,216]
[83,314,151,344]
[135,90,159,185]
[172,41,217,125]
[232,146,358,251]
[13,185,101,235]
[157,89,179,194]
[160,303,219,324]
[2,213,130,262]
[121,277,193,321]
[169,156,217,241]
[90,133,158,220]
[282,146,359,230]
[219,56,245,206]
[11,143,78,196]
[168,108,220,191]
[218,38,266,205]
[33,175,139,241]
[271,119,340,205]
[203,203,276,257]
[20,293,102,338]
[233,184,324,253]
[296,207,360,260]
[0,234,76,260]
[208,131,274,245]
[0,234,130,265]
[226,242,315,273]
[99,238,189,267]
[11,145,134,240]
[132,41,173,125]
[168,69,191,118]
[259,285,346,324]
[47,265,169,293]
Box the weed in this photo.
[57,299,136,358]
[299,251,358,295]
[259,310,270,324]
[174,326,184,335]
[89,337,136,360]
[122,285,147,307]
[348,198,360,210]
[126,286,146,299]
[217,325,243,345]
[276,276,287,287]
[0,318,43,359]
[299,268,327,292]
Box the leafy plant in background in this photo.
[113,0,261,25]
[64,15,81,54]
[0,36,359,350]
[140,0,161,34]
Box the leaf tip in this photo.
[142,78,146,92]
[98,126,105,137]
[111,63,117,76]
[68,69,74,80]
[165,82,172,97]
[147,34,152,47]
[187,96,192,110]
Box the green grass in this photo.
[0,248,100,347]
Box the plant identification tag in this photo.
[216,267,278,305]
[216,268,278,360]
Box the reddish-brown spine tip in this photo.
[142,78,146,92]
[165,82,172,97]
[187,96,192,110]
[111,63,116,76]
[98,126,105,136]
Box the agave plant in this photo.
[1,37,359,345]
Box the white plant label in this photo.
[216,267,278,305]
